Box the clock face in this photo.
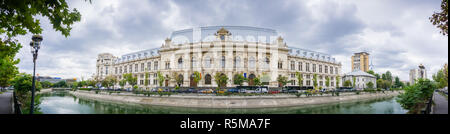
[220,35,225,40]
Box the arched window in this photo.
[178,58,183,69]
[234,57,241,68]
[205,74,212,85]
[249,57,256,68]
[221,56,226,68]
[205,56,211,68]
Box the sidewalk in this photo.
[432,91,448,114]
[0,91,13,114]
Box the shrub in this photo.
[79,88,92,91]
[296,93,303,98]
[336,92,340,96]
[95,91,99,94]
[356,91,360,95]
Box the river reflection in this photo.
[39,91,408,114]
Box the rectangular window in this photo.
[291,61,295,70]
[154,62,158,70]
[330,67,334,74]
[105,66,108,75]
[319,65,322,73]
[306,63,310,72]
[135,64,138,72]
[124,65,127,73]
[148,62,152,71]
[335,67,338,74]
[129,65,132,73]
[298,62,302,71]
[119,67,122,74]
[141,63,145,72]
[325,66,328,74]
[313,64,316,72]
[115,67,118,74]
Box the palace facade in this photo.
[95,26,342,89]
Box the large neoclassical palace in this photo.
[95,26,342,89]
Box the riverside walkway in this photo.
[0,91,13,114]
[432,91,448,114]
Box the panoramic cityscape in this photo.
[0,0,448,116]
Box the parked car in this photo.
[227,88,240,93]
[269,90,280,94]
[238,89,247,93]
[245,90,257,93]
[200,89,214,94]
[150,88,158,92]
[255,88,268,93]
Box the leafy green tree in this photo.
[233,73,246,86]
[119,79,126,89]
[157,71,165,87]
[11,73,42,114]
[296,72,303,87]
[343,80,352,87]
[277,75,288,87]
[433,69,448,88]
[312,74,318,89]
[214,73,229,89]
[429,0,448,36]
[366,82,374,89]
[192,71,202,87]
[377,79,384,89]
[40,81,53,88]
[367,70,375,75]
[0,0,88,90]
[54,80,67,88]
[123,73,137,88]
[352,77,356,88]
[172,72,183,87]
[394,76,403,88]
[103,75,117,89]
[325,77,330,88]
[144,72,149,87]
[397,79,437,114]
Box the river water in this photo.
[38,91,408,114]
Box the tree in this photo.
[233,73,246,86]
[119,79,126,89]
[366,82,374,89]
[277,75,288,87]
[433,68,448,88]
[394,76,403,88]
[377,79,384,89]
[296,72,303,87]
[397,78,437,113]
[123,73,137,89]
[11,73,42,114]
[352,77,356,88]
[172,72,183,87]
[312,74,318,90]
[0,39,20,90]
[367,70,375,75]
[54,80,67,88]
[103,75,117,89]
[157,71,165,87]
[144,72,149,87]
[192,71,202,87]
[214,73,229,89]
[325,77,330,88]
[40,81,53,88]
[1,0,88,90]
[430,0,448,36]
[343,80,352,87]
[385,71,393,83]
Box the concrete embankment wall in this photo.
[69,91,401,109]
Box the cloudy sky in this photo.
[14,0,448,81]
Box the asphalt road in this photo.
[0,91,13,114]
[433,91,448,114]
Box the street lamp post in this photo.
[30,35,43,114]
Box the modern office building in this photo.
[409,64,427,84]
[351,52,370,72]
[95,26,342,89]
